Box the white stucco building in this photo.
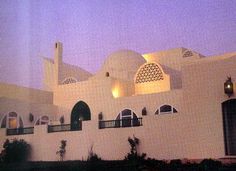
[0,42,236,161]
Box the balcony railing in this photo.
[99,118,142,129]
[48,122,82,133]
[6,127,34,136]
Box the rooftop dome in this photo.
[100,50,146,80]
[103,50,146,71]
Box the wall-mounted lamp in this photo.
[224,76,234,97]
[142,107,147,116]
[98,112,103,120]
[29,113,34,122]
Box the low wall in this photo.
[0,115,225,161]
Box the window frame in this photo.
[35,115,50,125]
[155,104,178,115]
[116,109,139,127]
[0,112,24,129]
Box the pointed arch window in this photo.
[155,105,178,114]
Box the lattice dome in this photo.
[62,77,77,84]
[183,50,193,57]
[135,63,164,84]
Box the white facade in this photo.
[0,42,236,161]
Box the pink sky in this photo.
[0,0,236,89]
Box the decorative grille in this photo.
[135,63,164,83]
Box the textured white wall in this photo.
[1,47,236,161]
[0,113,225,161]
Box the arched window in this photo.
[62,77,77,84]
[135,63,164,84]
[35,115,49,125]
[0,112,24,129]
[115,109,140,127]
[155,105,178,114]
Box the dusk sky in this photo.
[1,0,236,89]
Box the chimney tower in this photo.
[54,42,63,86]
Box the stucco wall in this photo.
[0,97,57,127]
[0,82,53,104]
[181,55,236,159]
[0,45,235,161]
[53,75,182,123]
[0,113,225,161]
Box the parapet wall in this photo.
[0,115,224,161]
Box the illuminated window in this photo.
[115,109,140,127]
[135,63,164,84]
[0,112,23,128]
[35,115,49,125]
[155,105,178,114]
[62,77,77,84]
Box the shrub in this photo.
[169,159,182,169]
[0,139,31,163]
[125,135,146,162]
[87,145,102,162]
[200,159,222,171]
[145,158,167,170]
[56,140,67,161]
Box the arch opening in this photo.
[222,99,236,155]
[115,109,139,127]
[1,112,23,129]
[71,101,91,130]
[35,115,49,125]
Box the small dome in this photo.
[103,50,146,71]
[99,50,146,80]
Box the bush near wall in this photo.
[0,159,236,171]
[0,139,31,163]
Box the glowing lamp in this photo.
[112,87,120,98]
[224,77,234,97]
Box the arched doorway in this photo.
[222,99,236,155]
[71,101,91,130]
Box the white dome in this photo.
[103,50,146,71]
[100,50,146,80]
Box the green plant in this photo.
[56,140,67,161]
[87,145,101,162]
[125,135,146,162]
[200,159,222,171]
[169,159,182,168]
[0,139,31,163]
